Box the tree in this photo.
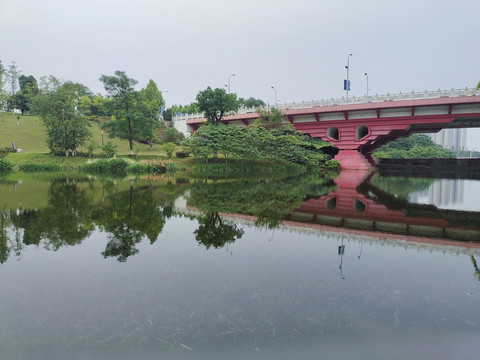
[31,81,92,155]
[0,61,6,110]
[6,61,20,96]
[16,75,39,115]
[163,142,176,158]
[196,87,239,125]
[238,96,266,108]
[255,107,287,127]
[139,79,165,149]
[100,71,157,155]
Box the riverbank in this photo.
[378,158,480,179]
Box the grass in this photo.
[0,112,178,157]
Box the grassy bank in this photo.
[0,112,174,157]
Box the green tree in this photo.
[255,107,286,127]
[100,71,156,155]
[31,81,92,155]
[6,61,20,96]
[373,134,456,159]
[196,87,239,125]
[16,75,39,115]
[0,61,6,110]
[163,142,176,158]
[139,79,165,149]
[238,96,266,108]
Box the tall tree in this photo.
[196,87,238,125]
[5,61,21,112]
[0,61,6,110]
[100,71,154,155]
[6,61,21,96]
[16,75,39,114]
[31,81,92,155]
[139,79,165,149]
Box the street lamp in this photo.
[364,73,369,97]
[345,53,353,99]
[271,86,277,107]
[228,73,235,93]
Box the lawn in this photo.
[0,112,174,157]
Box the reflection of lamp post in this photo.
[338,238,345,280]
[101,131,104,147]
[364,72,369,97]
[271,86,277,107]
[228,73,235,93]
[345,53,353,99]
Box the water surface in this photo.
[0,172,479,359]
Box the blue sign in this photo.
[343,80,351,91]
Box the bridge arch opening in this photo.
[356,125,369,140]
[327,126,339,140]
[354,199,366,213]
[325,197,337,210]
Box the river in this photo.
[0,170,479,359]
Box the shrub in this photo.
[163,142,176,159]
[18,163,65,171]
[102,141,118,158]
[132,159,176,174]
[81,158,130,175]
[86,141,97,158]
[175,150,189,158]
[0,158,14,173]
[322,159,340,170]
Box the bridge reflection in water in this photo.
[287,170,480,244]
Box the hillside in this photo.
[0,112,167,156]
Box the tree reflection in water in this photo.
[93,182,166,262]
[194,212,244,249]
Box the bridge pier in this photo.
[334,150,377,170]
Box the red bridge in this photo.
[178,89,480,169]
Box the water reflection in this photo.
[0,170,479,264]
[1,172,480,359]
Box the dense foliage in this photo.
[373,134,456,159]
[30,81,92,155]
[196,87,239,125]
[100,71,164,155]
[183,122,327,166]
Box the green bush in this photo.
[175,150,190,158]
[0,158,14,173]
[163,142,176,159]
[102,141,118,158]
[80,158,130,175]
[18,163,64,171]
[322,159,340,170]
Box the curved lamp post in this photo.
[345,53,353,99]
[228,73,235,93]
[364,73,369,97]
[271,86,277,107]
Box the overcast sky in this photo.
[1,0,479,107]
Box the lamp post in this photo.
[271,86,277,107]
[228,73,235,93]
[345,53,353,99]
[364,73,369,97]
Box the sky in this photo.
[1,0,479,147]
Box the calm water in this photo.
[0,171,479,360]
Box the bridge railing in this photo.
[174,88,480,122]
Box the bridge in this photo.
[173,88,480,169]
